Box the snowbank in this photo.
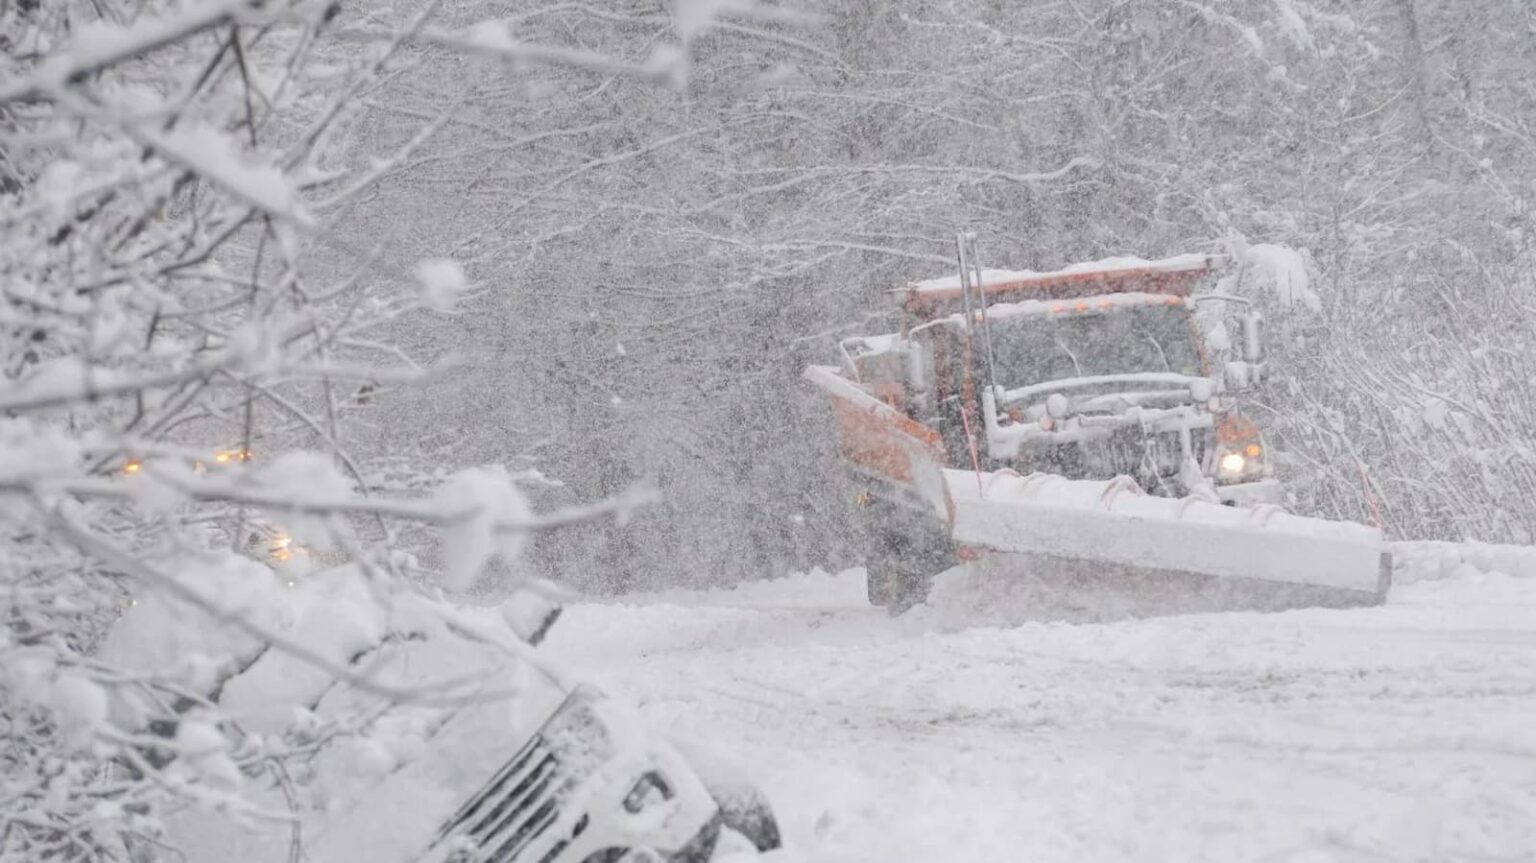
[593,567,871,612]
[1392,540,1536,584]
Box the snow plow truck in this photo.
[807,235,1391,616]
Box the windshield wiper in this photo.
[1145,334,1171,372]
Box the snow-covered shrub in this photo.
[0,0,726,858]
[1269,252,1536,543]
[0,3,450,856]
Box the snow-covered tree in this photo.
[0,0,769,857]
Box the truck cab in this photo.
[842,254,1278,505]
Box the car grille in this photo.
[434,731,579,863]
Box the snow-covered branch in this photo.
[0,0,258,104]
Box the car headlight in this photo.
[623,770,675,814]
[270,532,293,562]
[541,685,616,764]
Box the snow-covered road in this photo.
[545,557,1536,862]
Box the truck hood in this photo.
[1001,373,1212,417]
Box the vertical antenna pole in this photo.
[957,234,975,331]
[955,234,986,489]
[958,233,999,395]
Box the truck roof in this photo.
[904,253,1223,319]
[963,290,1187,325]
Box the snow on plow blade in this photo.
[942,470,1391,618]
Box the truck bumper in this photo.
[1215,478,1284,507]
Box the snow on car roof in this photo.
[909,253,1219,298]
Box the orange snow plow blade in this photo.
[805,364,950,521]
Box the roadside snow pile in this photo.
[547,569,881,665]
[1393,540,1536,583]
[600,567,870,611]
[100,563,560,862]
[921,561,1159,626]
[920,538,1535,628]
[99,555,290,694]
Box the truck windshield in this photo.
[983,304,1201,386]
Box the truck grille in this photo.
[435,731,578,862]
[1094,428,1204,480]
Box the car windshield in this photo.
[984,304,1201,387]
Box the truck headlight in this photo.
[1213,414,1266,483]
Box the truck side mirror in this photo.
[1224,361,1251,392]
[1243,311,1265,364]
[906,339,933,416]
[1223,360,1268,392]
